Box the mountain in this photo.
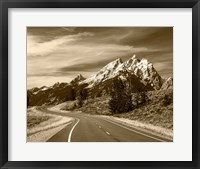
[161,77,173,90]
[28,55,164,106]
[82,55,162,90]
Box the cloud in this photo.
[27,27,173,88]
[27,32,94,56]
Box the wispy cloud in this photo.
[27,32,94,56]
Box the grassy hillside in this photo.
[27,115,51,128]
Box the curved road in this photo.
[37,107,171,142]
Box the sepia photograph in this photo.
[27,27,173,142]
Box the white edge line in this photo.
[101,118,166,142]
[68,118,80,142]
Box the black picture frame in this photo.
[0,0,199,168]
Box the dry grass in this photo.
[27,115,51,128]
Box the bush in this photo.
[132,92,148,107]
[162,93,173,106]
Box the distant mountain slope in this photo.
[28,74,86,106]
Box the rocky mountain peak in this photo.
[70,74,86,85]
[132,54,136,59]
[106,58,123,69]
[125,54,140,67]
[77,74,85,80]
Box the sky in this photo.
[27,27,173,89]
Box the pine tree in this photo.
[109,78,133,114]
[76,90,84,107]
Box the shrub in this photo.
[132,92,148,107]
[162,93,173,106]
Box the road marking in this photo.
[101,118,166,142]
[68,118,80,142]
[106,131,110,135]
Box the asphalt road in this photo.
[37,107,171,142]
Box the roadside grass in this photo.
[27,115,51,128]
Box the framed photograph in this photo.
[0,0,199,168]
